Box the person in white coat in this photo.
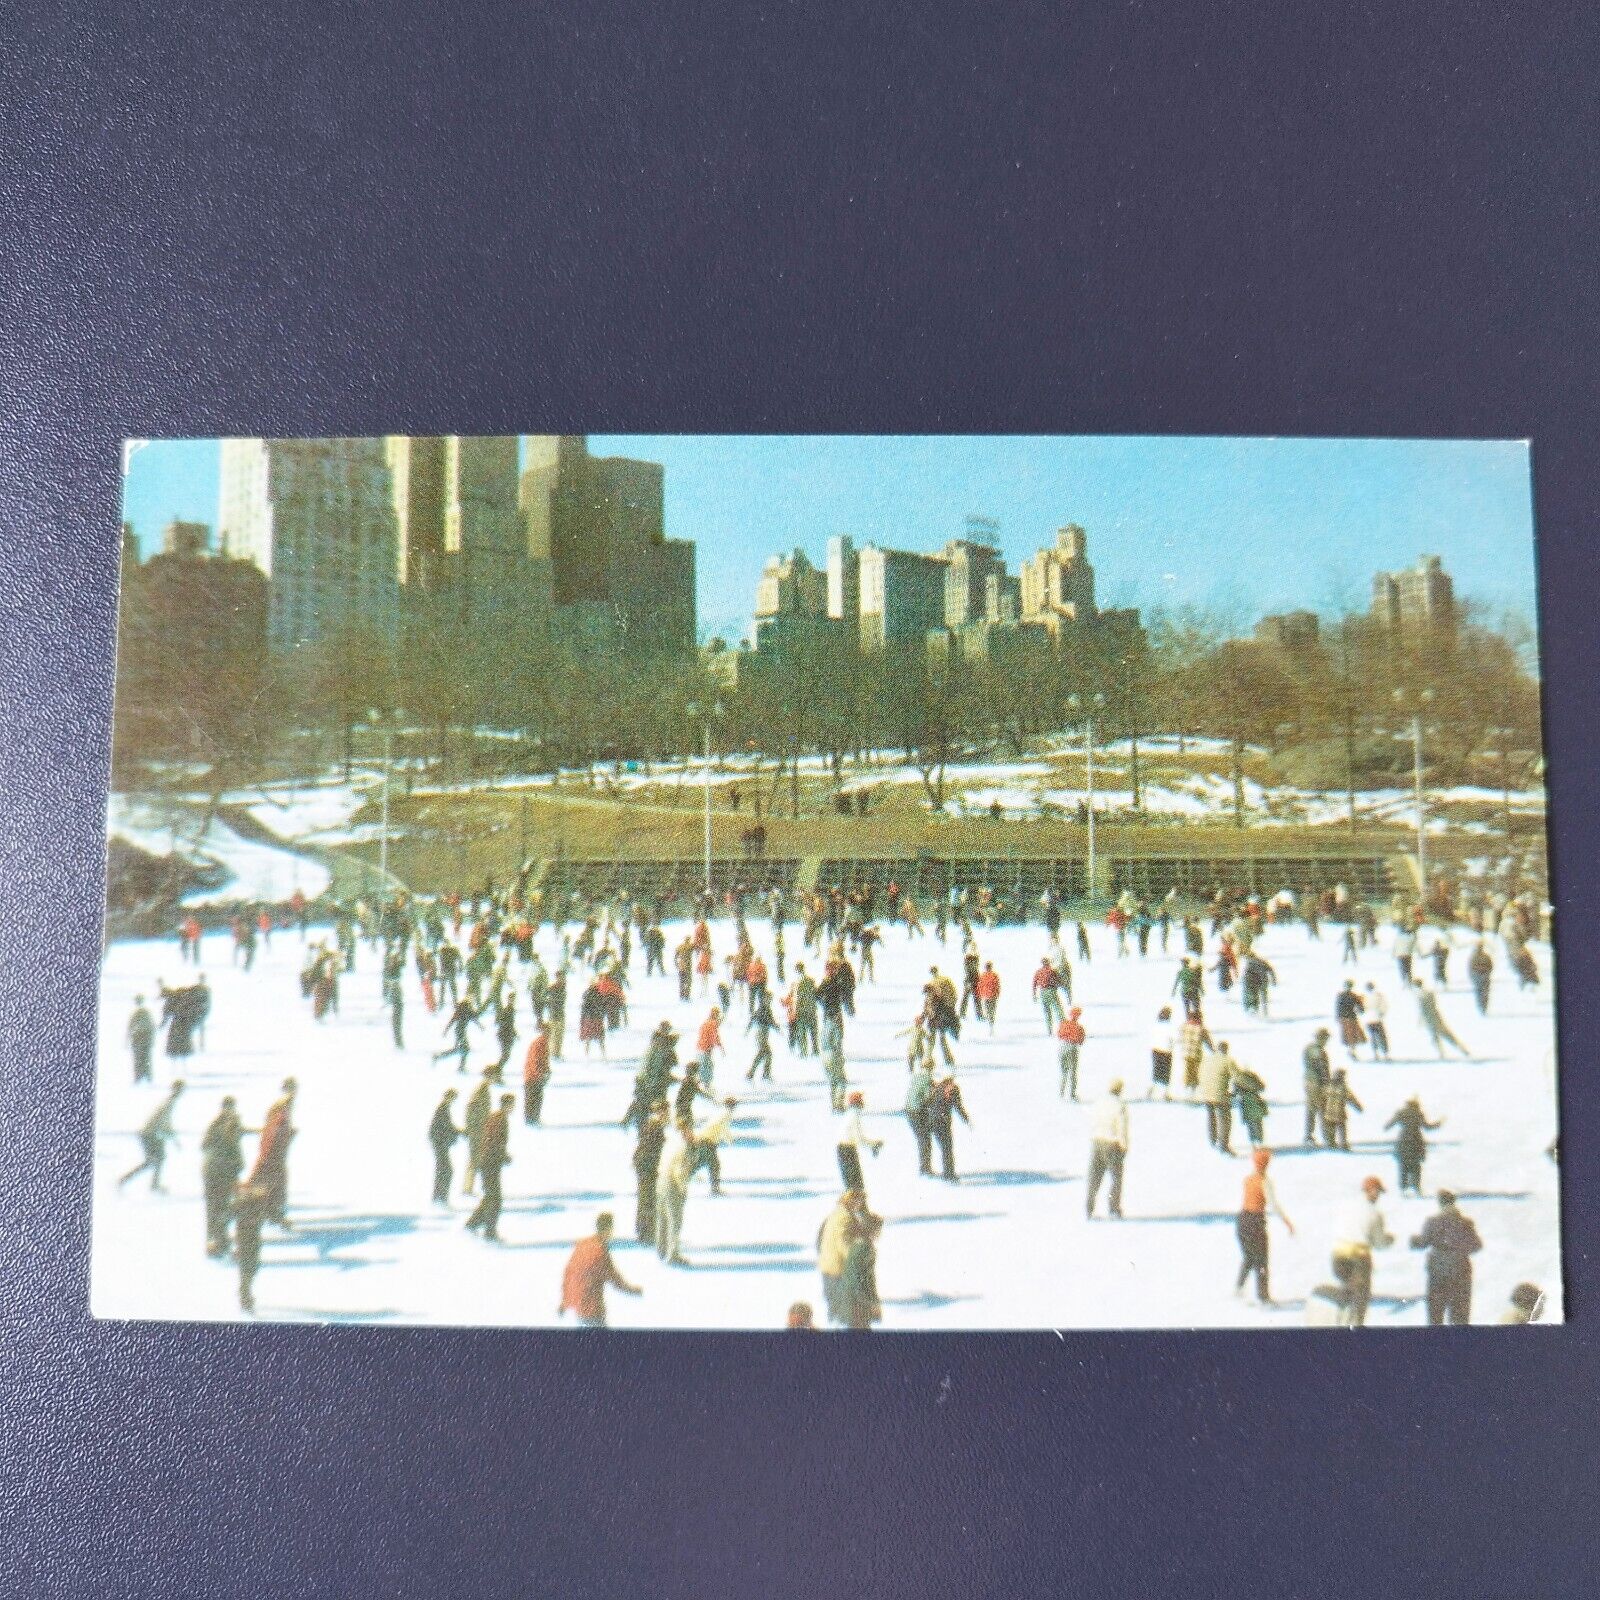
[654,1118,694,1265]
[1363,981,1391,1059]
[1197,1041,1238,1154]
[1086,1080,1130,1219]
[836,1091,883,1196]
[1331,1174,1394,1326]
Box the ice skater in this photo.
[558,1213,642,1327]
[1330,1175,1394,1327]
[118,1080,185,1193]
[1234,1148,1293,1305]
[837,1091,883,1194]
[1085,1080,1129,1219]
[428,1088,461,1204]
[126,995,155,1084]
[464,1093,515,1241]
[1052,1006,1085,1098]
[200,1095,244,1256]
[1384,1096,1443,1195]
[1410,1191,1482,1326]
[1414,980,1471,1059]
[248,1077,297,1228]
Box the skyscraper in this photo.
[827,534,860,628]
[943,537,1007,629]
[384,435,448,588]
[1020,524,1098,637]
[443,435,525,632]
[518,435,695,654]
[857,544,949,653]
[1372,555,1457,641]
[218,437,400,653]
[755,549,828,619]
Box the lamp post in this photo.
[687,700,725,897]
[367,709,399,887]
[1392,688,1434,903]
[1068,693,1106,906]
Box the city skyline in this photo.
[121,434,1539,641]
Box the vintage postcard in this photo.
[94,435,1559,1329]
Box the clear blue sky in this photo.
[121,435,1537,641]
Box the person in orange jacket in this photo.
[696,1007,724,1087]
[522,1024,551,1125]
[745,951,769,1012]
[558,1212,642,1328]
[1057,1008,1087,1100]
[248,1077,297,1228]
[1236,1147,1294,1306]
[975,961,1001,1030]
[1032,956,1064,1032]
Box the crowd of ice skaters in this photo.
[117,874,1555,1329]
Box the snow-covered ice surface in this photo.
[90,918,1562,1329]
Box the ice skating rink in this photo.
[91,917,1562,1329]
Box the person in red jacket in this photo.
[248,1077,298,1228]
[975,962,1001,1030]
[522,1025,551,1125]
[559,1213,642,1327]
[697,1007,724,1086]
[1032,957,1064,1032]
[1057,1008,1087,1099]
[745,952,769,1012]
[1235,1147,1294,1306]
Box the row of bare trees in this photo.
[118,601,1544,818]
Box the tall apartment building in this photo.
[943,538,1008,628]
[750,518,1142,670]
[1372,555,1457,641]
[519,435,696,654]
[826,535,860,628]
[384,435,530,637]
[755,548,828,619]
[985,572,1021,625]
[384,435,448,588]
[1020,523,1098,636]
[857,544,949,653]
[219,437,401,653]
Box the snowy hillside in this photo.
[107,796,330,905]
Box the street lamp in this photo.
[686,699,725,897]
[1392,688,1434,903]
[367,708,401,887]
[1067,693,1107,906]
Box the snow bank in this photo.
[108,796,329,905]
[240,781,378,842]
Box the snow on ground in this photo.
[202,750,1546,840]
[108,797,330,904]
[91,916,1562,1330]
[176,823,329,904]
[238,780,380,842]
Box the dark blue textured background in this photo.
[2,4,1596,1595]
